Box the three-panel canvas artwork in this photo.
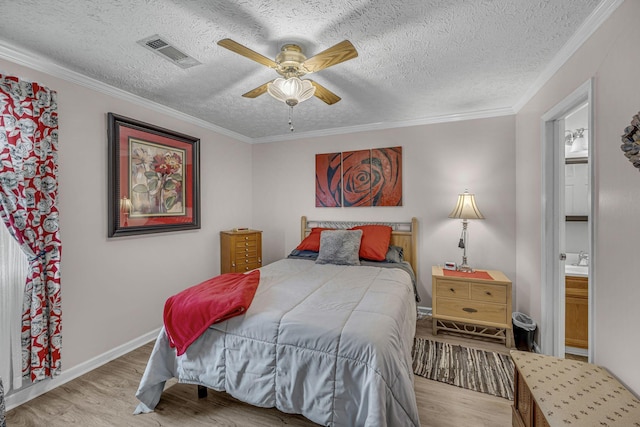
[315,146,402,207]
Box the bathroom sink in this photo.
[565,264,588,277]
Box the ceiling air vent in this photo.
[137,34,201,69]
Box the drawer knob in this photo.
[449,288,456,293]
[462,307,478,313]
[485,291,492,296]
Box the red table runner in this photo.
[443,269,493,280]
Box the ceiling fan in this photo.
[217,38,358,106]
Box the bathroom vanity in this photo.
[565,272,588,349]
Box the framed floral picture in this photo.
[107,113,200,237]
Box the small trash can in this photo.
[512,312,536,351]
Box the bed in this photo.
[135,217,420,426]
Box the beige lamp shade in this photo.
[448,191,484,220]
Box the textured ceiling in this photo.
[0,0,603,141]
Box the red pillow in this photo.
[296,228,333,252]
[350,225,392,261]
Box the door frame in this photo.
[540,78,594,361]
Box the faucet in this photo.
[578,251,589,266]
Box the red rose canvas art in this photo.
[371,146,402,206]
[342,149,373,206]
[315,152,342,207]
[315,146,402,207]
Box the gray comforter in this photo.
[135,258,420,426]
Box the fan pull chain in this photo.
[288,106,294,132]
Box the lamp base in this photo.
[457,264,474,273]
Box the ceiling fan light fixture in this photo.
[267,77,315,107]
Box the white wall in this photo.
[0,58,252,372]
[515,0,640,393]
[251,116,516,305]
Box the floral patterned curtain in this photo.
[0,74,61,382]
[0,376,5,427]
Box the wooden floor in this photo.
[6,317,513,426]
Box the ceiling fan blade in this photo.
[242,81,273,98]
[217,38,277,69]
[302,40,358,74]
[309,80,341,105]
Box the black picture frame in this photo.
[108,113,200,237]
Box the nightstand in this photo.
[432,266,513,347]
[220,229,262,273]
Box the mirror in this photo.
[565,159,588,221]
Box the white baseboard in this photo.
[417,306,432,320]
[5,327,161,411]
[417,306,432,316]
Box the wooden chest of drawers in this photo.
[432,266,512,347]
[220,229,262,273]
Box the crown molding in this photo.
[0,42,252,144]
[252,107,516,143]
[512,0,624,112]
[0,42,515,144]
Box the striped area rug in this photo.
[412,338,515,400]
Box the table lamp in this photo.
[448,190,484,272]
[120,197,133,226]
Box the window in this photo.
[0,223,28,392]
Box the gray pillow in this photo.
[385,245,404,263]
[315,229,363,266]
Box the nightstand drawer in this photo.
[236,254,259,263]
[238,263,260,271]
[234,239,258,249]
[435,280,470,299]
[231,261,262,272]
[436,297,507,324]
[235,247,258,256]
[471,283,507,303]
[237,233,258,241]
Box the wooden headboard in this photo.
[300,216,418,280]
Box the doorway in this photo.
[540,79,594,362]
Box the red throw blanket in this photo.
[164,270,260,356]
